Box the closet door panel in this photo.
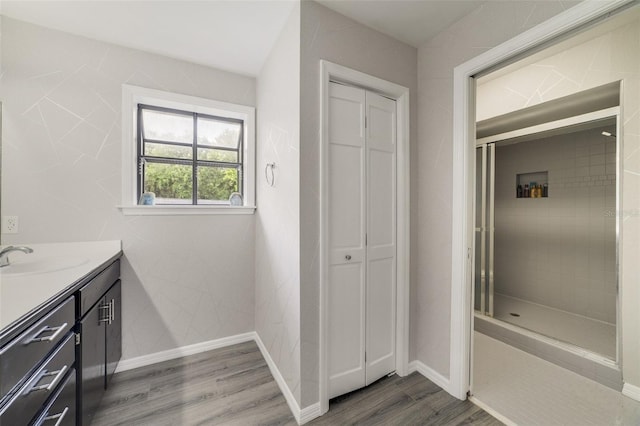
[367,149,395,247]
[329,144,364,250]
[328,263,366,398]
[365,91,397,385]
[366,256,396,384]
[328,82,367,398]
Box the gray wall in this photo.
[494,126,616,324]
[0,17,256,361]
[255,4,302,405]
[299,0,417,407]
[415,0,579,378]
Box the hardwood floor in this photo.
[93,341,501,425]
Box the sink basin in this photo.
[1,256,89,276]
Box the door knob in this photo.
[345,255,352,260]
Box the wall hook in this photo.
[265,162,276,187]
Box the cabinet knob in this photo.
[345,255,352,260]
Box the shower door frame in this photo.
[448,0,636,401]
[475,143,495,318]
[473,107,621,366]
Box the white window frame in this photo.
[119,84,255,215]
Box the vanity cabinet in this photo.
[0,302,76,426]
[0,243,122,426]
[32,368,76,426]
[77,260,121,426]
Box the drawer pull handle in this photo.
[23,365,68,396]
[38,406,69,426]
[24,323,68,345]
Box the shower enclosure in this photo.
[474,113,619,366]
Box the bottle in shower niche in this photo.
[543,183,548,197]
[524,184,530,198]
[517,184,523,198]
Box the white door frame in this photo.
[449,0,635,400]
[319,60,410,414]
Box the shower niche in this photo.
[516,171,548,198]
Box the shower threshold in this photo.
[475,295,621,391]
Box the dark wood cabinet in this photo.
[32,367,76,426]
[78,275,121,426]
[79,300,106,426]
[0,246,122,426]
[105,282,122,385]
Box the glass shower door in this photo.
[475,144,494,316]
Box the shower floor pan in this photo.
[493,293,615,359]
[475,294,621,390]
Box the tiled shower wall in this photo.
[494,126,617,324]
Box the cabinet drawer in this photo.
[79,259,120,318]
[0,333,75,426]
[0,297,74,400]
[31,368,76,426]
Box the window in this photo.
[138,105,244,205]
[120,85,255,215]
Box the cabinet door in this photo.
[79,299,106,426]
[105,281,122,387]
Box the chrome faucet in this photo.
[0,246,34,267]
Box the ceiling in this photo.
[317,0,483,47]
[0,0,484,77]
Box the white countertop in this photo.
[0,241,122,331]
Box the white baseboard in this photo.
[623,383,640,402]
[253,333,321,424]
[407,359,454,397]
[115,332,255,373]
[299,402,322,424]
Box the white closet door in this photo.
[327,82,397,399]
[365,91,396,385]
[328,82,367,398]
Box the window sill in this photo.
[117,205,256,216]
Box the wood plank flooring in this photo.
[93,341,501,425]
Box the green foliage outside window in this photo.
[142,128,240,203]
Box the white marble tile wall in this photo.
[299,0,417,407]
[255,4,302,405]
[475,8,640,390]
[494,127,617,324]
[416,0,579,379]
[0,17,257,360]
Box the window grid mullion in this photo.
[137,106,144,202]
[142,138,193,149]
[192,112,198,205]
[239,121,244,201]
